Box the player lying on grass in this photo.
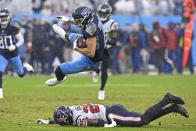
[45,6,108,87]
[36,92,189,127]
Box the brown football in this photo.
[77,37,87,48]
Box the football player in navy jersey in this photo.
[0,8,34,99]
[45,6,108,86]
[93,3,120,100]
[37,92,188,127]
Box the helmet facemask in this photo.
[53,106,73,126]
[98,11,110,22]
[98,3,112,22]
[74,17,85,31]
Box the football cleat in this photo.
[52,24,68,42]
[98,90,105,100]
[165,92,185,105]
[45,77,66,86]
[0,88,3,99]
[174,104,189,118]
[23,62,34,72]
[92,72,98,83]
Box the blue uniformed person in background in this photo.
[0,8,34,99]
[45,6,108,86]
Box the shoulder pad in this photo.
[10,21,20,29]
[85,22,97,36]
[110,20,119,31]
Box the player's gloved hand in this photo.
[8,45,16,51]
[104,114,117,128]
[36,119,49,124]
[72,36,78,50]
[56,16,70,22]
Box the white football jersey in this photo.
[70,104,107,125]
[103,19,118,42]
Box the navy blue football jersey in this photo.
[0,24,19,59]
[82,14,107,62]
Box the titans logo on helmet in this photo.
[81,8,91,18]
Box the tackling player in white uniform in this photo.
[94,3,119,100]
[36,93,189,127]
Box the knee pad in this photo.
[55,66,65,81]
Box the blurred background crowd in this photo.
[1,0,196,16]
[1,0,196,75]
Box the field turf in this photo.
[0,75,196,131]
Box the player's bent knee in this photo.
[55,66,65,81]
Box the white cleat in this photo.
[23,62,34,72]
[0,88,3,99]
[45,77,66,86]
[98,90,105,100]
[93,72,98,83]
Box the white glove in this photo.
[36,119,49,124]
[8,45,16,51]
[104,114,117,128]
[56,16,70,22]
[104,120,117,128]
[73,36,78,50]
[153,35,160,42]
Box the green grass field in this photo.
[0,75,196,131]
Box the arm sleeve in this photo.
[15,32,24,48]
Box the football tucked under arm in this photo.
[76,115,107,127]
[76,37,87,48]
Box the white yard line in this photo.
[37,83,151,88]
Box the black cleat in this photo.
[174,104,189,118]
[165,92,185,105]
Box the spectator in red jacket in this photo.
[162,22,177,73]
[149,21,167,74]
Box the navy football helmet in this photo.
[97,3,112,22]
[0,8,10,28]
[72,6,93,30]
[53,105,73,126]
